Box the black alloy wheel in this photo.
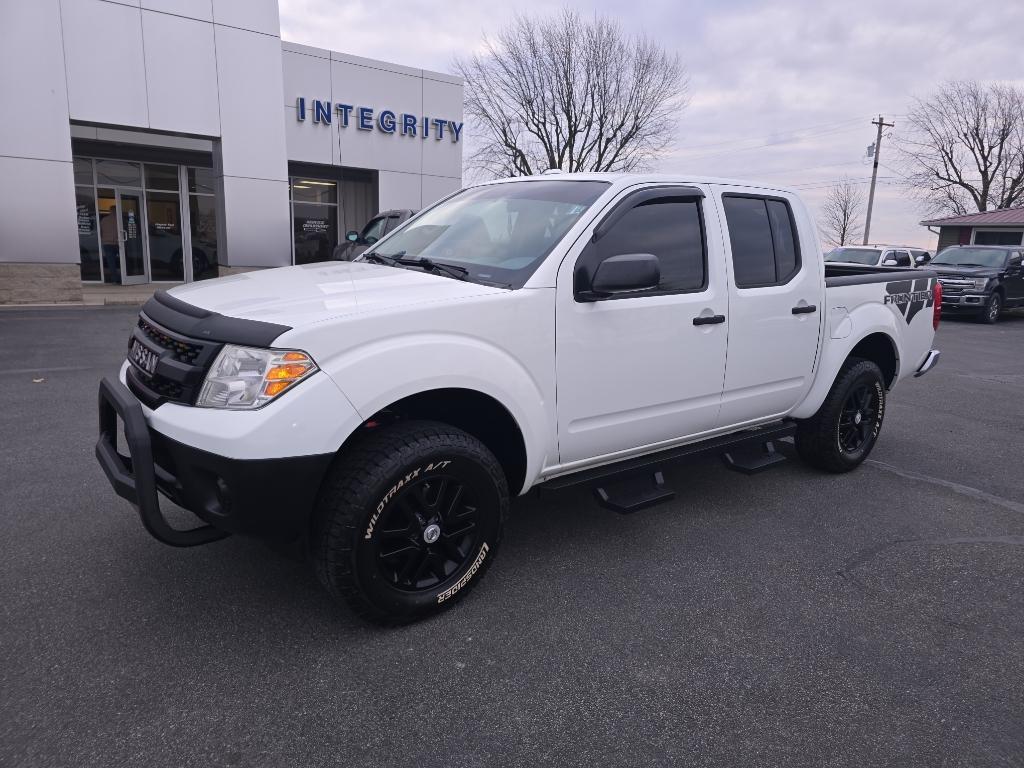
[313,420,508,625]
[794,358,886,473]
[981,293,1001,324]
[373,474,481,591]
[838,383,879,454]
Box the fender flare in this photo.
[319,333,551,488]
[790,304,901,420]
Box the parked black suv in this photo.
[931,245,1024,324]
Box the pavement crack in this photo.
[865,459,1024,515]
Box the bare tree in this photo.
[819,178,865,247]
[454,10,688,178]
[896,80,1024,215]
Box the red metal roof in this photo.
[921,207,1024,227]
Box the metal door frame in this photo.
[114,186,150,285]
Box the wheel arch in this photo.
[790,325,900,420]
[847,332,899,388]
[342,387,529,496]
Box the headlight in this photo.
[971,277,990,290]
[196,345,318,409]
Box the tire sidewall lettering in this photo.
[363,459,452,540]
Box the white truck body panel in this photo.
[140,173,937,493]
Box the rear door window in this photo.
[723,195,802,288]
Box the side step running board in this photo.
[543,422,797,514]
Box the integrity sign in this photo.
[296,98,463,143]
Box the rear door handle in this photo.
[791,305,817,315]
[693,314,726,326]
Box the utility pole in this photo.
[862,114,894,245]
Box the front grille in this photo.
[937,278,974,298]
[138,317,204,365]
[126,313,222,408]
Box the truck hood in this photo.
[166,262,506,327]
[932,265,1003,279]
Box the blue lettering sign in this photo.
[401,113,417,137]
[378,110,396,133]
[357,107,374,131]
[295,97,462,143]
[313,100,331,124]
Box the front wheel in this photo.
[979,292,1001,324]
[313,420,508,625]
[795,358,886,473]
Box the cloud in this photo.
[278,0,1024,248]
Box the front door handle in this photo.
[791,304,817,315]
[693,314,726,326]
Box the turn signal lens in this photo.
[196,346,319,409]
[267,363,312,380]
[933,281,942,330]
[263,380,292,397]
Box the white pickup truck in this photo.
[97,173,941,624]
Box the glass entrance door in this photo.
[97,187,148,285]
[119,191,147,284]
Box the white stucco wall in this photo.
[0,0,463,276]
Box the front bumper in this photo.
[941,294,988,310]
[96,377,333,547]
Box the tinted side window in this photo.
[767,200,799,281]
[723,195,802,287]
[893,250,912,267]
[578,197,706,296]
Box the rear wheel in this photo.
[795,358,886,473]
[313,420,508,625]
[979,292,1001,324]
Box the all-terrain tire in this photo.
[795,358,886,473]
[979,292,1001,324]
[313,420,508,625]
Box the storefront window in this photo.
[76,187,101,281]
[189,193,219,280]
[145,164,179,192]
[290,177,338,265]
[74,157,94,186]
[146,191,183,281]
[188,167,216,195]
[95,159,141,187]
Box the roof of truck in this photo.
[475,171,799,195]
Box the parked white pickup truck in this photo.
[97,173,941,624]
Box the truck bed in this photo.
[824,263,937,286]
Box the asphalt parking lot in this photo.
[2,306,1023,767]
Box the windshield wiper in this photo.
[956,263,988,268]
[360,252,398,266]
[393,256,470,281]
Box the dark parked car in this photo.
[331,209,415,261]
[931,245,1024,323]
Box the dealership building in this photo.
[0,0,464,304]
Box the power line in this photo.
[675,122,868,164]
[675,116,865,153]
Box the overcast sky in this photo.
[279,0,1024,249]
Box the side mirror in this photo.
[915,254,930,265]
[346,230,359,243]
[578,253,660,301]
[882,258,898,266]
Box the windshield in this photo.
[361,180,610,288]
[931,247,1008,268]
[825,248,881,265]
